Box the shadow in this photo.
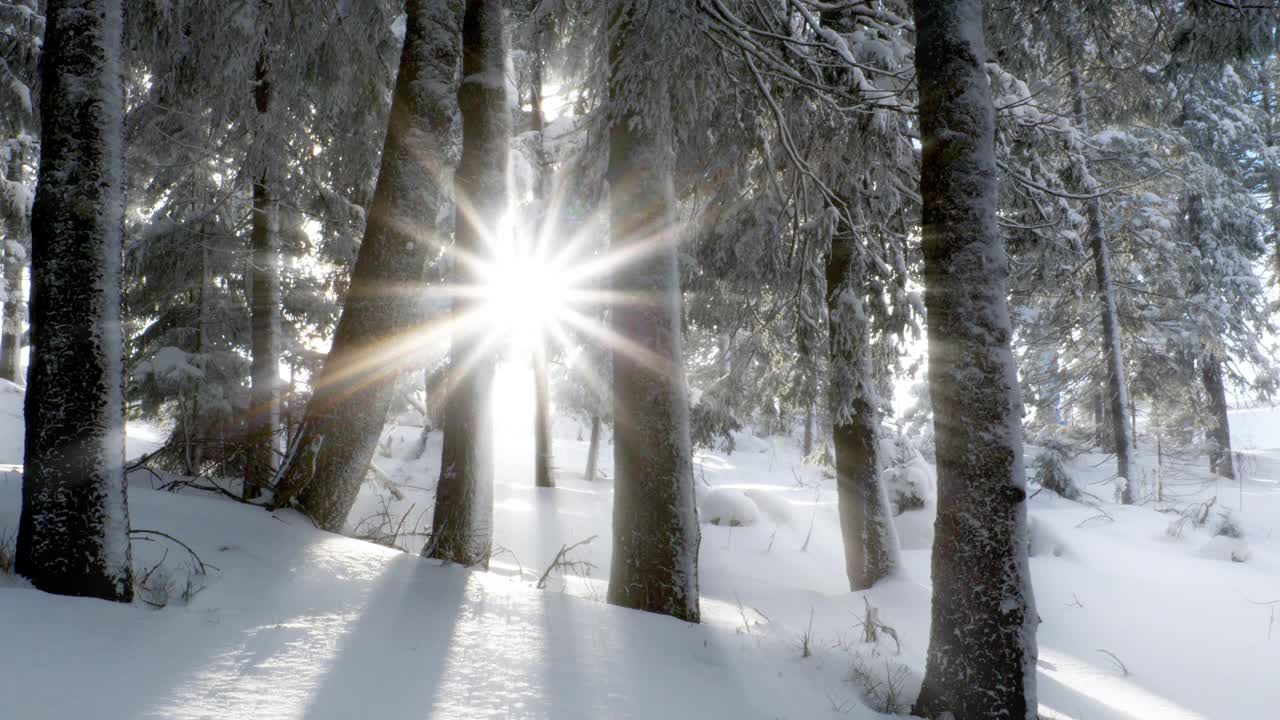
[300,555,470,719]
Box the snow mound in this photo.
[1027,516,1072,559]
[701,488,760,527]
[743,488,794,525]
[1197,535,1251,563]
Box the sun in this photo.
[477,211,575,358]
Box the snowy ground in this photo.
[1,367,1279,719]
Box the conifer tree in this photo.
[17,0,134,602]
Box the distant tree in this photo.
[269,0,463,530]
[911,0,1038,717]
[16,0,134,602]
[0,0,40,384]
[426,0,506,567]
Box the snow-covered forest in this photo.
[2,0,1280,718]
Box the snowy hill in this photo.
[2,369,1279,719]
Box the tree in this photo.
[604,0,700,624]
[911,0,1038,716]
[0,0,39,384]
[244,0,281,500]
[268,0,463,530]
[426,0,506,568]
[16,0,134,602]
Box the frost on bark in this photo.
[270,0,462,530]
[425,0,505,567]
[16,0,134,602]
[244,17,280,501]
[604,1,700,624]
[911,0,1037,717]
[1200,352,1234,480]
[826,233,898,591]
[1069,60,1135,503]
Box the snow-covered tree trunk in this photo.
[0,149,24,383]
[269,0,462,530]
[426,0,505,567]
[1200,352,1234,480]
[911,0,1038,716]
[244,26,280,501]
[826,235,898,590]
[584,414,601,482]
[16,0,133,602]
[1069,61,1135,503]
[604,1,700,624]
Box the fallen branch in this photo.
[536,535,598,589]
[130,529,217,574]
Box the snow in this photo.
[700,487,761,527]
[2,374,1280,718]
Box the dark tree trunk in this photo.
[1069,59,1135,502]
[243,20,279,500]
[911,0,1038,717]
[17,0,134,602]
[1201,353,1234,480]
[269,0,462,529]
[604,2,700,624]
[825,236,897,590]
[0,149,24,383]
[585,414,601,482]
[426,0,505,567]
[534,337,555,487]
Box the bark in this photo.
[0,149,24,383]
[243,20,279,501]
[585,415,601,482]
[911,0,1038,717]
[1069,59,1135,503]
[1201,353,1235,480]
[826,237,897,590]
[269,0,462,529]
[426,0,505,567]
[604,2,700,624]
[802,401,813,457]
[17,0,134,602]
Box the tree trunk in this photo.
[425,0,505,567]
[604,2,700,624]
[585,414,601,482]
[243,21,279,501]
[0,149,25,383]
[826,235,898,590]
[802,401,813,457]
[1201,352,1235,480]
[1069,59,1135,503]
[911,1,1038,717]
[17,0,134,602]
[534,336,555,487]
[1262,74,1280,280]
[530,29,554,489]
[269,0,462,529]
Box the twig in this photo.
[130,529,216,574]
[536,535,598,589]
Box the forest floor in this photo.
[1,368,1278,719]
